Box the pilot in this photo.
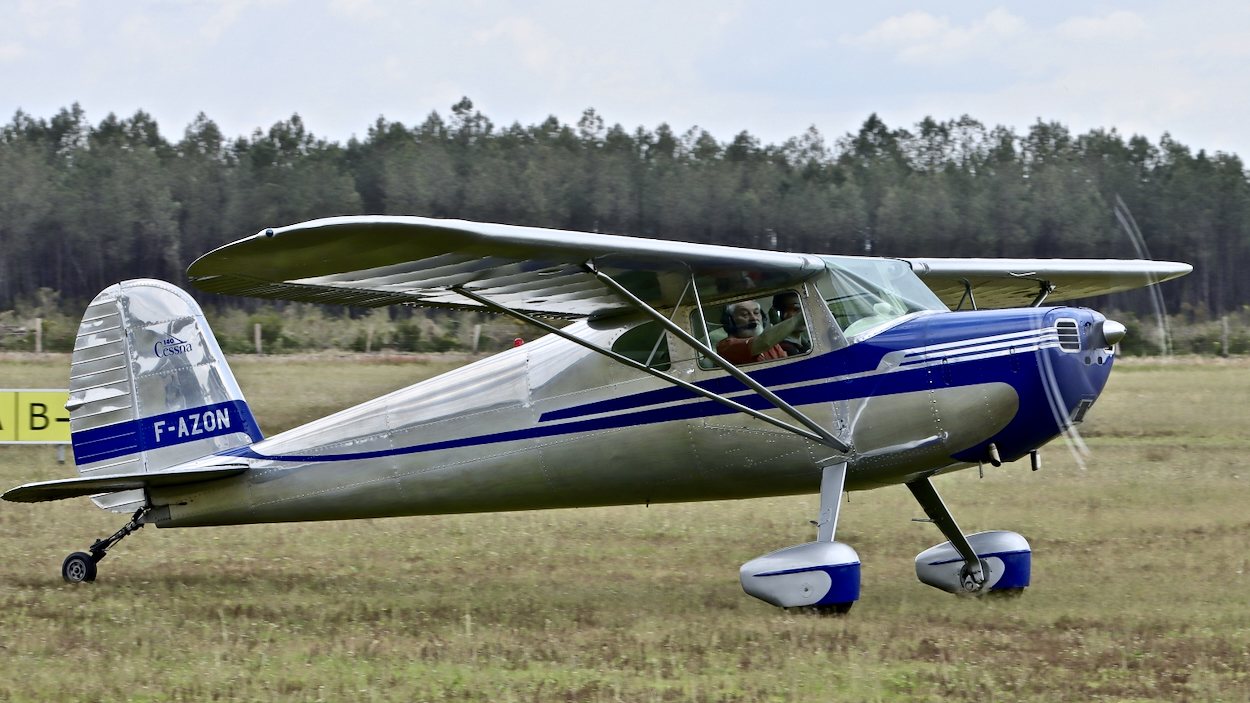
[773,292,811,357]
[715,299,803,365]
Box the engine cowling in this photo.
[740,541,860,608]
[915,530,1031,594]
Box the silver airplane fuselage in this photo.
[146,288,1113,529]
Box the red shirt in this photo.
[716,336,787,365]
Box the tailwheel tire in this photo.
[62,552,97,583]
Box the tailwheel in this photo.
[62,552,97,583]
[62,506,150,583]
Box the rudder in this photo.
[67,279,262,511]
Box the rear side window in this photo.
[611,321,670,371]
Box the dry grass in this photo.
[2,354,1250,701]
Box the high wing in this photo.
[904,258,1193,309]
[188,216,1192,315]
[188,216,827,318]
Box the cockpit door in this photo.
[688,284,841,489]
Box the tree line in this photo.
[0,99,1245,319]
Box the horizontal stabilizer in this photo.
[2,465,247,503]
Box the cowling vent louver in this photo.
[1056,319,1081,351]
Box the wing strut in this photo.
[1029,282,1056,307]
[451,286,832,446]
[955,279,977,311]
[583,264,851,454]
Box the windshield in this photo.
[817,256,948,338]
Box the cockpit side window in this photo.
[611,321,670,371]
[689,290,811,369]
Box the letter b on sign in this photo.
[16,392,71,442]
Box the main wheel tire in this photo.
[813,602,854,616]
[62,552,97,583]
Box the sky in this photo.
[2,1,1249,157]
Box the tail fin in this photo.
[68,279,262,511]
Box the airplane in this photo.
[3,215,1191,613]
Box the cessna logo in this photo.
[152,407,233,443]
[155,335,192,357]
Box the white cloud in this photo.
[14,0,82,40]
[473,17,566,75]
[201,0,255,41]
[0,43,23,61]
[1194,30,1250,57]
[852,11,949,46]
[1058,11,1149,42]
[846,8,1026,65]
[327,0,388,22]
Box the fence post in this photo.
[254,323,262,355]
[471,324,481,354]
[35,318,42,354]
[1222,315,1230,358]
[366,327,374,353]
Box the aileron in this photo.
[905,257,1193,309]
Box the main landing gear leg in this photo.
[906,477,987,593]
[62,506,151,584]
[739,462,861,614]
[812,463,853,615]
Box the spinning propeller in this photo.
[1035,195,1168,471]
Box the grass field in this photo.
[1,353,1249,701]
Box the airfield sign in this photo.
[0,390,71,443]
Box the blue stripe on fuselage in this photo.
[540,309,1055,423]
[222,362,943,462]
[537,324,914,423]
[223,308,1081,464]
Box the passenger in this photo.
[715,299,804,365]
[773,292,811,357]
